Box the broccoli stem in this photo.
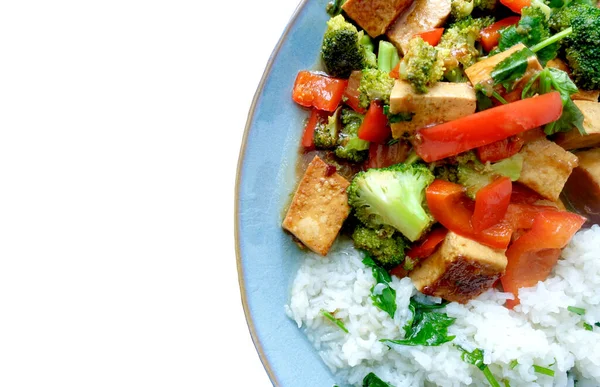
[378,41,400,73]
[530,27,572,53]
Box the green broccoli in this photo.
[361,34,378,69]
[347,163,435,242]
[377,41,401,73]
[450,0,497,20]
[358,68,395,109]
[352,225,406,269]
[313,107,341,149]
[457,154,524,198]
[335,109,369,162]
[321,15,376,78]
[326,0,346,16]
[561,7,600,90]
[438,16,495,76]
[399,37,445,94]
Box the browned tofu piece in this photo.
[342,0,414,38]
[465,43,542,88]
[554,101,600,150]
[562,148,600,224]
[517,138,579,201]
[386,0,451,54]
[409,232,507,304]
[389,81,476,137]
[572,90,599,102]
[282,156,350,256]
[546,58,571,74]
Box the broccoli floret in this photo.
[347,163,435,242]
[438,16,495,73]
[321,15,376,78]
[314,108,341,149]
[377,41,401,73]
[335,109,369,162]
[361,34,378,69]
[548,4,590,32]
[358,68,395,108]
[451,0,497,20]
[399,37,445,94]
[562,7,600,90]
[457,154,524,198]
[352,225,406,269]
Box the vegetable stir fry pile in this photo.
[284,0,600,319]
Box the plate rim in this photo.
[234,0,310,386]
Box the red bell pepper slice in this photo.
[510,182,544,205]
[501,210,585,308]
[358,101,391,143]
[476,135,525,163]
[426,180,513,249]
[301,109,327,149]
[480,17,520,52]
[406,227,448,259]
[415,28,445,47]
[292,71,348,112]
[503,203,556,230]
[415,92,563,162]
[472,177,512,232]
[365,141,410,169]
[343,71,367,114]
[500,0,530,13]
[389,63,400,79]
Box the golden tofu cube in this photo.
[342,0,414,38]
[572,90,599,102]
[389,81,476,138]
[464,43,542,88]
[518,138,579,201]
[563,148,600,225]
[282,156,350,256]
[409,232,507,304]
[386,0,451,54]
[554,101,600,150]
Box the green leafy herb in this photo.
[491,48,534,92]
[533,365,555,377]
[521,67,585,135]
[362,372,393,387]
[503,380,511,387]
[381,298,454,347]
[509,359,519,369]
[383,105,414,123]
[596,322,600,328]
[363,256,397,318]
[457,347,501,387]
[475,84,494,111]
[583,322,593,331]
[321,310,349,333]
[567,306,586,316]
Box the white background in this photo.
[0,0,301,385]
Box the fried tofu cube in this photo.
[409,232,507,304]
[386,0,451,54]
[282,156,351,256]
[554,101,600,150]
[572,90,599,102]
[342,0,414,38]
[563,148,600,224]
[517,138,579,201]
[464,43,542,88]
[389,81,476,137]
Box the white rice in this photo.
[285,225,600,387]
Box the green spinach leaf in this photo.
[363,256,397,318]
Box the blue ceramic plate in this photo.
[235,0,339,385]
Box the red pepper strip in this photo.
[501,211,585,308]
[406,227,448,259]
[301,109,327,149]
[480,17,520,53]
[477,135,525,163]
[343,71,367,114]
[415,28,445,47]
[472,177,512,232]
[415,92,563,162]
[503,203,556,230]
[426,179,513,249]
[500,0,530,13]
[364,141,410,169]
[358,101,391,143]
[292,71,348,112]
[510,183,544,205]
[389,62,400,79]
